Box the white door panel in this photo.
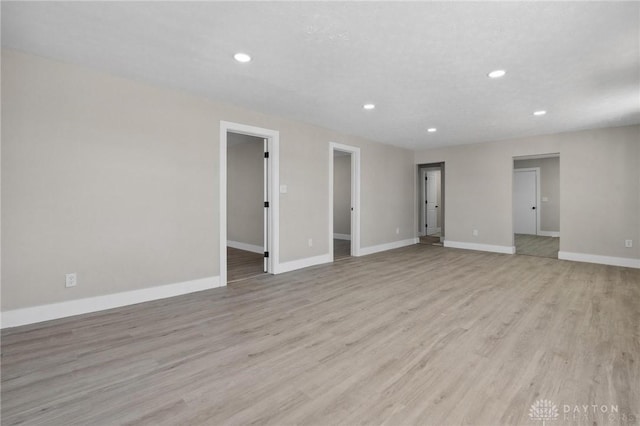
[263,138,269,272]
[513,170,537,235]
[426,170,439,235]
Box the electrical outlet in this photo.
[65,273,77,288]
[396,227,400,235]
[625,240,633,248]
[308,238,313,247]
[472,229,479,237]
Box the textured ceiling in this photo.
[2,2,639,149]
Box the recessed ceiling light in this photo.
[533,110,547,116]
[488,69,506,78]
[234,52,252,63]
[363,104,375,110]
[427,128,437,133]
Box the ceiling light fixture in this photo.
[533,110,547,116]
[488,69,506,79]
[427,128,437,133]
[234,52,252,63]
[363,104,375,110]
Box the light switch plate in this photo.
[280,185,287,193]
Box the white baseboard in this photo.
[333,233,351,241]
[558,251,640,269]
[444,240,516,254]
[1,276,221,329]
[358,238,419,256]
[538,231,560,237]
[227,240,263,254]
[275,254,331,274]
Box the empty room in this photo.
[1,2,639,426]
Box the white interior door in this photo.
[513,170,537,235]
[426,170,438,235]
[263,138,269,272]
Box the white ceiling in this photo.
[2,2,639,150]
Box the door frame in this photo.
[513,167,541,236]
[220,121,280,286]
[328,142,361,261]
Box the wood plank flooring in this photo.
[333,239,351,260]
[227,247,264,283]
[2,244,639,425]
[515,234,560,259]
[419,235,441,245]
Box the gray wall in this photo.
[1,49,416,311]
[227,134,263,247]
[333,154,351,236]
[514,157,560,233]
[415,125,640,260]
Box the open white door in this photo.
[328,142,361,260]
[513,169,538,235]
[263,138,269,272]
[426,170,439,235]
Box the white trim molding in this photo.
[538,231,560,238]
[333,233,351,241]
[1,276,220,329]
[444,240,516,254]
[558,251,640,269]
[275,254,331,274]
[227,240,263,254]
[358,238,418,256]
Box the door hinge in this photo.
[264,201,269,208]
[264,152,269,158]
[264,251,269,258]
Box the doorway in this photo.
[332,150,352,260]
[226,132,266,282]
[513,155,560,259]
[220,122,279,286]
[417,162,445,245]
[329,142,361,261]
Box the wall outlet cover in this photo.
[65,273,77,288]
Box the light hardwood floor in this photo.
[333,239,351,260]
[2,245,639,425]
[515,233,560,259]
[227,247,264,283]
